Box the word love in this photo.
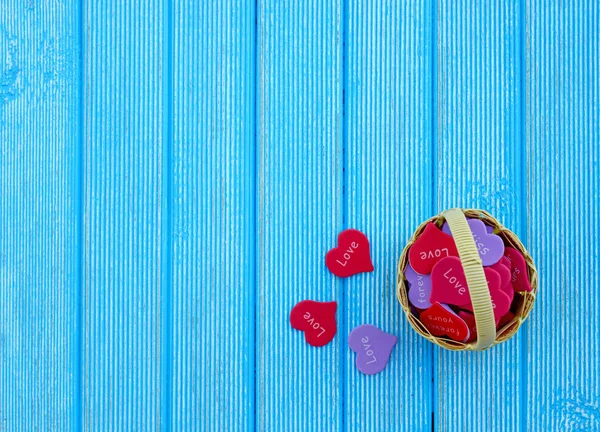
[325,229,374,278]
[405,264,432,309]
[430,257,511,323]
[408,223,459,274]
[430,257,470,306]
[348,325,397,375]
[289,300,337,347]
[442,218,504,266]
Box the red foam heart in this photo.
[497,311,515,329]
[420,303,470,342]
[500,256,511,271]
[409,223,459,275]
[290,300,337,347]
[325,229,374,278]
[504,247,532,292]
[430,256,471,307]
[490,260,514,303]
[460,306,516,344]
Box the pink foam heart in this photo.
[431,259,511,324]
[420,303,470,342]
[408,223,459,275]
[430,256,471,307]
[460,268,511,324]
[504,247,532,292]
[490,260,514,304]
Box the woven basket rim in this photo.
[396,208,539,351]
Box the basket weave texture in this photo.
[396,209,538,351]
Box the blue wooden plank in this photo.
[257,0,343,430]
[345,0,433,430]
[82,1,165,429]
[170,0,255,430]
[433,1,525,430]
[525,1,600,430]
[0,1,81,430]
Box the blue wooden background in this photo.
[0,0,598,430]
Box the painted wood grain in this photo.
[0,1,80,430]
[345,0,433,430]
[1,1,600,431]
[433,1,526,430]
[82,1,165,429]
[257,0,343,430]
[170,0,256,430]
[525,1,600,430]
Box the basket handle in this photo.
[443,209,496,350]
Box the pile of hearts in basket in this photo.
[404,218,532,343]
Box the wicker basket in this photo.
[397,208,538,351]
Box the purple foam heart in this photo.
[348,324,397,375]
[405,263,432,309]
[442,218,494,235]
[441,218,504,266]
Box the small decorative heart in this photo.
[430,256,471,307]
[408,223,459,275]
[420,303,470,342]
[289,300,337,347]
[405,263,433,309]
[348,324,397,375]
[325,229,374,278]
[490,259,514,303]
[504,247,532,292]
[441,218,504,266]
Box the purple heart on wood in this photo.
[441,218,504,266]
[405,263,433,309]
[348,324,397,375]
